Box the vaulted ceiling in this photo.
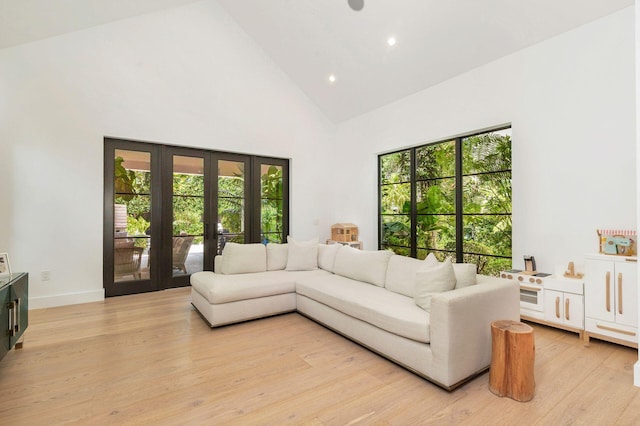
[1,0,634,122]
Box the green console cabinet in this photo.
[0,273,28,361]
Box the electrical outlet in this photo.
[41,270,51,281]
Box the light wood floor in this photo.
[1,287,639,425]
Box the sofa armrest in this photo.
[429,276,520,387]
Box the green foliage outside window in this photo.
[113,154,287,257]
[216,164,285,244]
[172,172,204,243]
[261,165,284,243]
[461,132,512,274]
[218,173,244,236]
[379,129,512,276]
[115,159,151,248]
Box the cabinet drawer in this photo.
[544,278,583,295]
[585,317,637,344]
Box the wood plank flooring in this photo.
[1,287,639,425]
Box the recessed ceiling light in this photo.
[328,74,337,84]
[387,36,397,47]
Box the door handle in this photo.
[565,298,570,321]
[618,272,623,315]
[7,301,15,337]
[13,298,19,334]
[555,296,560,319]
[605,271,611,312]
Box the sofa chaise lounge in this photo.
[190,240,519,390]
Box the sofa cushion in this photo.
[286,236,319,271]
[317,243,341,272]
[333,246,393,287]
[296,274,430,343]
[385,255,425,297]
[414,260,457,312]
[191,270,331,304]
[453,263,477,288]
[221,243,267,275]
[266,243,288,271]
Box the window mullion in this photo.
[410,147,417,258]
[455,138,463,263]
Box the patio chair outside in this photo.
[173,236,194,274]
[114,245,144,280]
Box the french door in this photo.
[104,138,288,297]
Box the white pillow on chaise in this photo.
[221,243,267,275]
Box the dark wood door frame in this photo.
[160,145,212,289]
[251,156,290,244]
[104,139,162,297]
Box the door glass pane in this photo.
[114,150,151,283]
[260,164,283,243]
[218,160,245,254]
[172,155,204,277]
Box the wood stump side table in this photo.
[489,320,535,402]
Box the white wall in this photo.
[335,7,636,275]
[0,0,336,307]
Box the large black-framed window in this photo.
[379,127,512,276]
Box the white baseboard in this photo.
[635,361,640,388]
[29,289,104,309]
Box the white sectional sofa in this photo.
[190,240,519,390]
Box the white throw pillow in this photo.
[221,243,267,275]
[266,243,288,271]
[286,236,319,271]
[333,246,393,287]
[385,255,424,297]
[453,263,477,288]
[318,243,341,272]
[423,252,439,268]
[414,260,457,312]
